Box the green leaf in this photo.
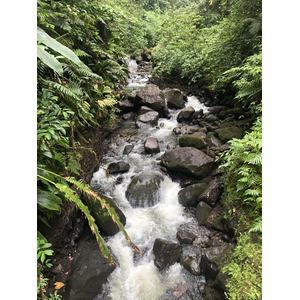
[37,45,63,76]
[37,190,62,211]
[37,27,82,67]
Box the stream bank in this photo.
[43,58,253,300]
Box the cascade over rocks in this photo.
[63,240,116,300]
[153,238,182,270]
[125,173,164,207]
[161,147,215,179]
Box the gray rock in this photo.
[138,105,154,115]
[120,98,135,113]
[173,125,200,135]
[205,114,219,123]
[195,201,212,225]
[207,136,223,148]
[161,147,215,179]
[136,111,159,128]
[153,238,182,270]
[107,161,130,174]
[64,240,116,300]
[164,88,185,109]
[126,173,163,207]
[144,137,160,154]
[177,106,195,122]
[122,112,135,120]
[178,182,207,207]
[176,223,199,244]
[181,245,202,275]
[136,84,166,112]
[123,144,134,155]
[198,179,221,207]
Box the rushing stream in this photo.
[91,60,210,300]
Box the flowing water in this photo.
[91,61,209,300]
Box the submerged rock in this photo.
[161,147,215,179]
[126,173,164,207]
[153,238,182,270]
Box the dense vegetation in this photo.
[37,0,262,299]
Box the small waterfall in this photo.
[92,59,208,300]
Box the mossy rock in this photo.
[82,192,126,235]
[126,173,163,207]
[217,126,243,142]
[195,201,212,225]
[179,134,207,150]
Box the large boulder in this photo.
[179,134,207,150]
[107,161,130,174]
[181,245,202,275]
[164,88,185,109]
[153,238,182,270]
[176,223,199,244]
[178,182,207,207]
[82,192,126,235]
[63,240,116,300]
[217,126,243,142]
[198,179,221,207]
[136,110,159,129]
[177,106,195,123]
[136,84,166,112]
[144,137,160,154]
[126,173,164,207]
[161,147,215,179]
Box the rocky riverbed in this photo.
[43,59,253,300]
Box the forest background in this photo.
[0,0,299,299]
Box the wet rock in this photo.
[153,238,182,270]
[120,98,135,113]
[203,286,225,300]
[107,161,130,174]
[201,244,234,281]
[181,245,202,275]
[178,183,207,207]
[195,201,212,225]
[136,110,159,128]
[116,176,124,185]
[161,147,215,179]
[122,111,135,120]
[217,126,243,142]
[82,192,126,235]
[204,204,225,231]
[144,137,160,154]
[136,84,166,112]
[190,110,204,121]
[138,105,154,115]
[126,173,163,207]
[208,106,225,116]
[205,114,219,123]
[207,136,223,148]
[123,144,134,155]
[198,179,221,207]
[176,223,199,244]
[63,240,116,300]
[164,88,185,109]
[173,125,200,135]
[177,106,195,122]
[179,134,207,150]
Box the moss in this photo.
[217,126,243,142]
[179,134,207,149]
